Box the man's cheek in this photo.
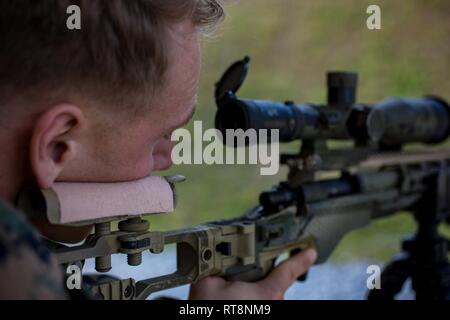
[116,147,156,179]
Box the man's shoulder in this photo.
[0,201,67,299]
[0,201,52,265]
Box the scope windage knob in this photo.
[327,72,358,107]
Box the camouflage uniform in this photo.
[0,200,67,299]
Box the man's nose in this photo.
[153,139,174,171]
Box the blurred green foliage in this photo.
[149,0,450,263]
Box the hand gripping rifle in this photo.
[17,57,450,300]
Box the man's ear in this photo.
[30,105,86,189]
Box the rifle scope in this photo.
[214,57,450,146]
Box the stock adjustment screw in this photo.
[127,252,142,266]
[124,285,134,299]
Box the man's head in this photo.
[0,0,224,203]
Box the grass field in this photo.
[147,0,450,263]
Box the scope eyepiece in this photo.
[215,98,324,143]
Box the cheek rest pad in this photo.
[16,175,177,226]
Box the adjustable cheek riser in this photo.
[15,175,182,226]
[15,175,184,290]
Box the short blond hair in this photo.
[0,0,224,114]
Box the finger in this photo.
[260,248,317,296]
